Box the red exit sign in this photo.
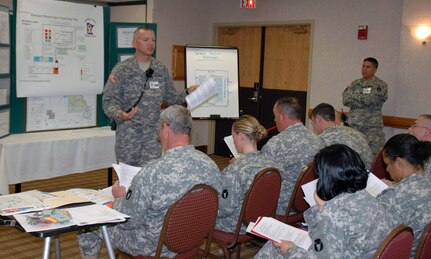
[241,0,256,9]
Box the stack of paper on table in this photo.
[0,188,114,216]
[246,216,312,250]
[13,204,130,232]
[0,190,53,216]
[301,172,389,207]
[112,162,141,190]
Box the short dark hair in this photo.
[275,96,302,120]
[364,57,379,68]
[311,103,335,122]
[383,133,431,169]
[133,26,155,40]
[315,144,368,201]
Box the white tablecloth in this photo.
[0,127,116,195]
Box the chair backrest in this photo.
[280,161,316,222]
[373,225,414,259]
[234,167,281,233]
[415,222,431,259]
[155,184,219,258]
[372,149,390,179]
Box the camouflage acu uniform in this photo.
[261,123,322,215]
[77,145,220,257]
[216,151,281,233]
[319,124,373,169]
[377,174,431,258]
[255,190,391,259]
[425,156,431,176]
[102,56,186,166]
[342,76,388,157]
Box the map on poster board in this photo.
[15,0,104,97]
[26,95,97,131]
[185,45,239,119]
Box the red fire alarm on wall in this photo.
[358,25,368,40]
[241,0,256,9]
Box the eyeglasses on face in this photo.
[410,122,430,130]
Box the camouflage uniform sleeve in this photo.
[287,206,348,258]
[342,80,388,108]
[158,63,187,105]
[376,187,398,224]
[112,167,155,230]
[102,64,126,125]
[218,163,242,218]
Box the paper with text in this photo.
[185,77,218,109]
[43,190,89,208]
[247,216,312,250]
[67,204,129,226]
[224,135,239,158]
[365,172,388,197]
[112,162,141,190]
[0,190,53,216]
[301,172,388,207]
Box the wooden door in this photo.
[264,25,311,91]
[218,26,262,88]
[214,25,311,156]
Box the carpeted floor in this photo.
[0,155,261,259]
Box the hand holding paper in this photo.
[185,77,217,109]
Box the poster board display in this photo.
[15,0,104,97]
[185,45,239,119]
[26,95,97,131]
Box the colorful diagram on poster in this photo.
[16,0,104,97]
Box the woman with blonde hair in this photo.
[215,115,281,233]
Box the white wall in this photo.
[397,0,431,118]
[153,0,405,117]
[110,4,148,23]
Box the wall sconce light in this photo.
[410,24,431,45]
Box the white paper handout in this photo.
[112,162,141,190]
[67,204,129,226]
[301,172,388,207]
[247,216,312,250]
[224,135,240,158]
[185,77,218,109]
[365,172,389,197]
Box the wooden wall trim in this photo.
[308,109,415,129]
[382,115,415,129]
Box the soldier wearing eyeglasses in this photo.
[408,114,431,174]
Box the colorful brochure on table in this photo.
[13,204,129,232]
[0,188,114,216]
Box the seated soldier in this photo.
[77,105,220,258]
[311,103,373,169]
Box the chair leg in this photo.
[235,244,241,259]
[222,245,232,259]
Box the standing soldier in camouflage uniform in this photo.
[103,27,192,167]
[261,97,322,215]
[408,114,431,174]
[216,115,281,233]
[311,103,373,169]
[377,134,431,258]
[343,57,388,157]
[255,144,391,259]
[77,105,220,258]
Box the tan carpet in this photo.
[0,155,260,259]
